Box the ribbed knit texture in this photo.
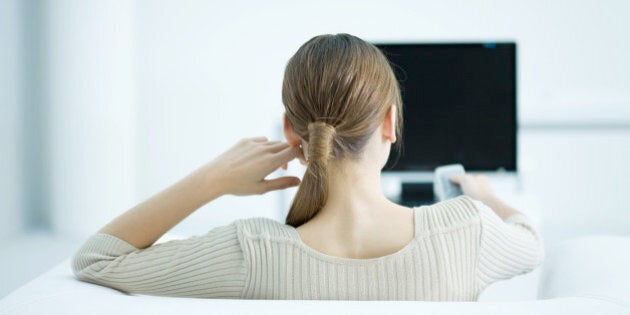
[72,196,544,300]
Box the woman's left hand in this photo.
[204,137,304,196]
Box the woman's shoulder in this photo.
[415,195,483,232]
[233,216,296,240]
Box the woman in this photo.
[72,33,544,301]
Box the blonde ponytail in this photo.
[286,121,336,227]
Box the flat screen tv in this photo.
[376,43,517,172]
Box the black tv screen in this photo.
[377,43,517,171]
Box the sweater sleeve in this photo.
[472,199,545,287]
[71,222,248,298]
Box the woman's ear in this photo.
[283,113,307,165]
[283,113,302,146]
[381,105,397,143]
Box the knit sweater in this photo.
[71,196,544,301]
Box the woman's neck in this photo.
[311,161,399,227]
[295,161,414,259]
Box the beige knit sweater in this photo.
[72,196,544,300]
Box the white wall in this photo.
[136,0,630,125]
[0,0,23,240]
[520,129,630,241]
[45,1,137,237]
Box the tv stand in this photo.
[400,182,435,207]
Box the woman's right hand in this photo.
[203,137,303,196]
[450,174,496,203]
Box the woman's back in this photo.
[295,198,415,261]
[72,196,544,301]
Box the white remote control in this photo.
[434,164,465,201]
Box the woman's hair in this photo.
[282,33,403,228]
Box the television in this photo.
[376,43,517,173]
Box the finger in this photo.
[273,145,301,164]
[257,146,299,175]
[294,145,307,164]
[450,174,465,183]
[251,137,268,142]
[266,141,291,153]
[262,176,301,193]
[263,140,283,146]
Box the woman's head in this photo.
[282,33,403,227]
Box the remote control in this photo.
[433,164,465,201]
